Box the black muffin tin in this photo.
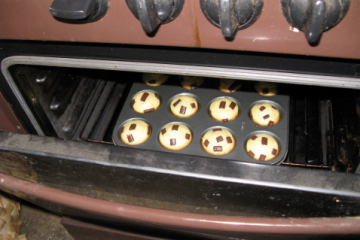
[112,82,290,165]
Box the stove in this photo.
[0,1,360,239]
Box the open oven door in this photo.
[0,131,360,239]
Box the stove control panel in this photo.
[281,0,350,46]
[126,0,184,34]
[3,0,355,59]
[200,0,264,38]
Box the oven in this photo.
[0,0,360,239]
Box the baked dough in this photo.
[159,123,192,150]
[120,119,151,145]
[180,76,204,90]
[250,102,280,126]
[170,95,198,118]
[209,97,239,122]
[132,90,161,114]
[201,128,235,156]
[254,82,277,96]
[246,133,279,161]
[219,79,243,93]
[142,73,169,87]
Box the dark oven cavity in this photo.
[9,65,360,173]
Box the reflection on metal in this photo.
[3,56,360,136]
[0,151,37,201]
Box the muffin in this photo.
[246,133,279,161]
[254,82,277,96]
[159,123,192,150]
[209,97,239,122]
[132,90,161,114]
[250,102,280,126]
[201,128,235,156]
[180,76,204,90]
[170,95,198,118]
[142,73,169,86]
[219,79,243,93]
[120,119,151,145]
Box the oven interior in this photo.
[9,64,360,174]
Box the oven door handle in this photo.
[1,172,360,235]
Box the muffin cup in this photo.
[207,96,241,122]
[244,131,282,164]
[248,100,283,126]
[131,90,162,114]
[168,93,200,118]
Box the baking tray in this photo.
[112,82,290,165]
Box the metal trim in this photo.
[1,172,360,235]
[2,56,360,135]
[1,131,360,198]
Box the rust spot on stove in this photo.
[191,1,201,47]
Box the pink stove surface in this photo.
[0,1,359,59]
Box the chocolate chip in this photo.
[272,148,277,155]
[131,99,135,106]
[190,103,196,109]
[172,125,179,131]
[228,81,240,91]
[213,128,222,132]
[190,84,198,89]
[260,106,266,111]
[262,88,269,94]
[213,146,222,152]
[229,102,236,110]
[144,108,155,113]
[219,101,226,109]
[173,99,181,107]
[185,133,190,140]
[216,136,223,143]
[127,134,134,143]
[251,135,257,140]
[268,121,274,126]
[262,137,268,145]
[222,118,228,122]
[161,128,166,135]
[149,80,156,84]
[226,137,232,143]
[147,126,151,136]
[121,127,124,133]
[263,114,270,119]
[248,150,255,158]
[272,106,277,110]
[180,106,187,115]
[170,138,176,146]
[129,124,136,130]
[259,154,266,161]
[141,92,149,102]
[204,139,209,147]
